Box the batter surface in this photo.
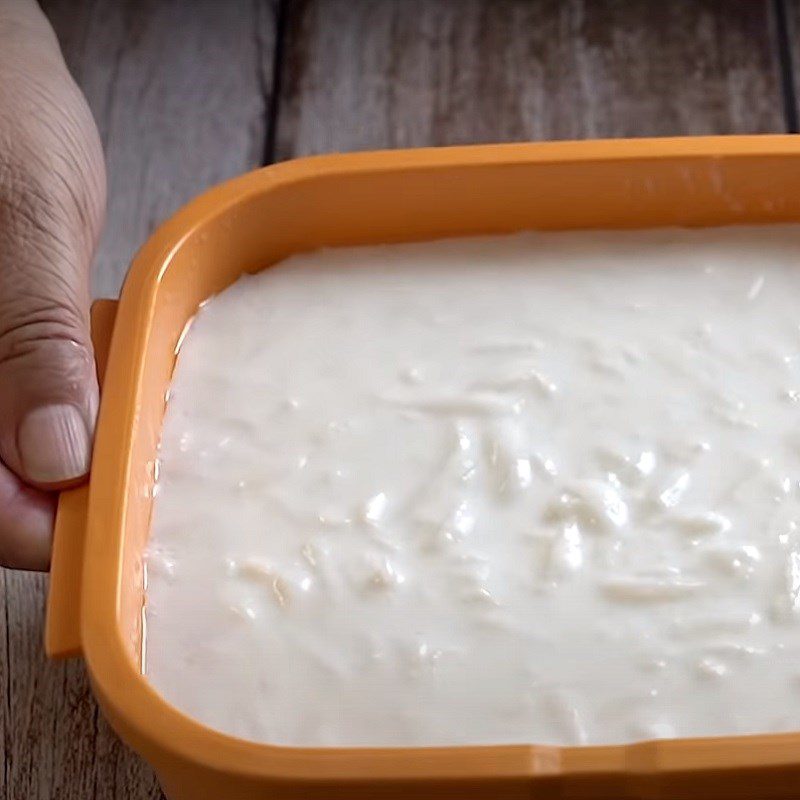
[146,226,800,746]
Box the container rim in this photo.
[81,135,800,782]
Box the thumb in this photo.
[0,181,101,485]
[0,2,105,489]
[0,296,98,488]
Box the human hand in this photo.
[0,0,105,569]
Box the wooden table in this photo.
[1,1,799,797]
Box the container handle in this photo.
[45,299,118,659]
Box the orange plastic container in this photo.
[46,136,800,799]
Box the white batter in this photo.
[145,226,800,747]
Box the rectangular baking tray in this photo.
[46,136,800,799]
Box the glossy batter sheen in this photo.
[146,226,800,746]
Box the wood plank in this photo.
[1,2,277,799]
[2,571,131,800]
[275,0,787,160]
[778,0,800,131]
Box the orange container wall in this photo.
[45,138,800,799]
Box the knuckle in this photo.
[0,300,88,368]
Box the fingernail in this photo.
[18,404,91,483]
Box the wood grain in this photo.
[1,2,277,799]
[275,0,787,159]
[780,0,800,130]
[0,1,793,798]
